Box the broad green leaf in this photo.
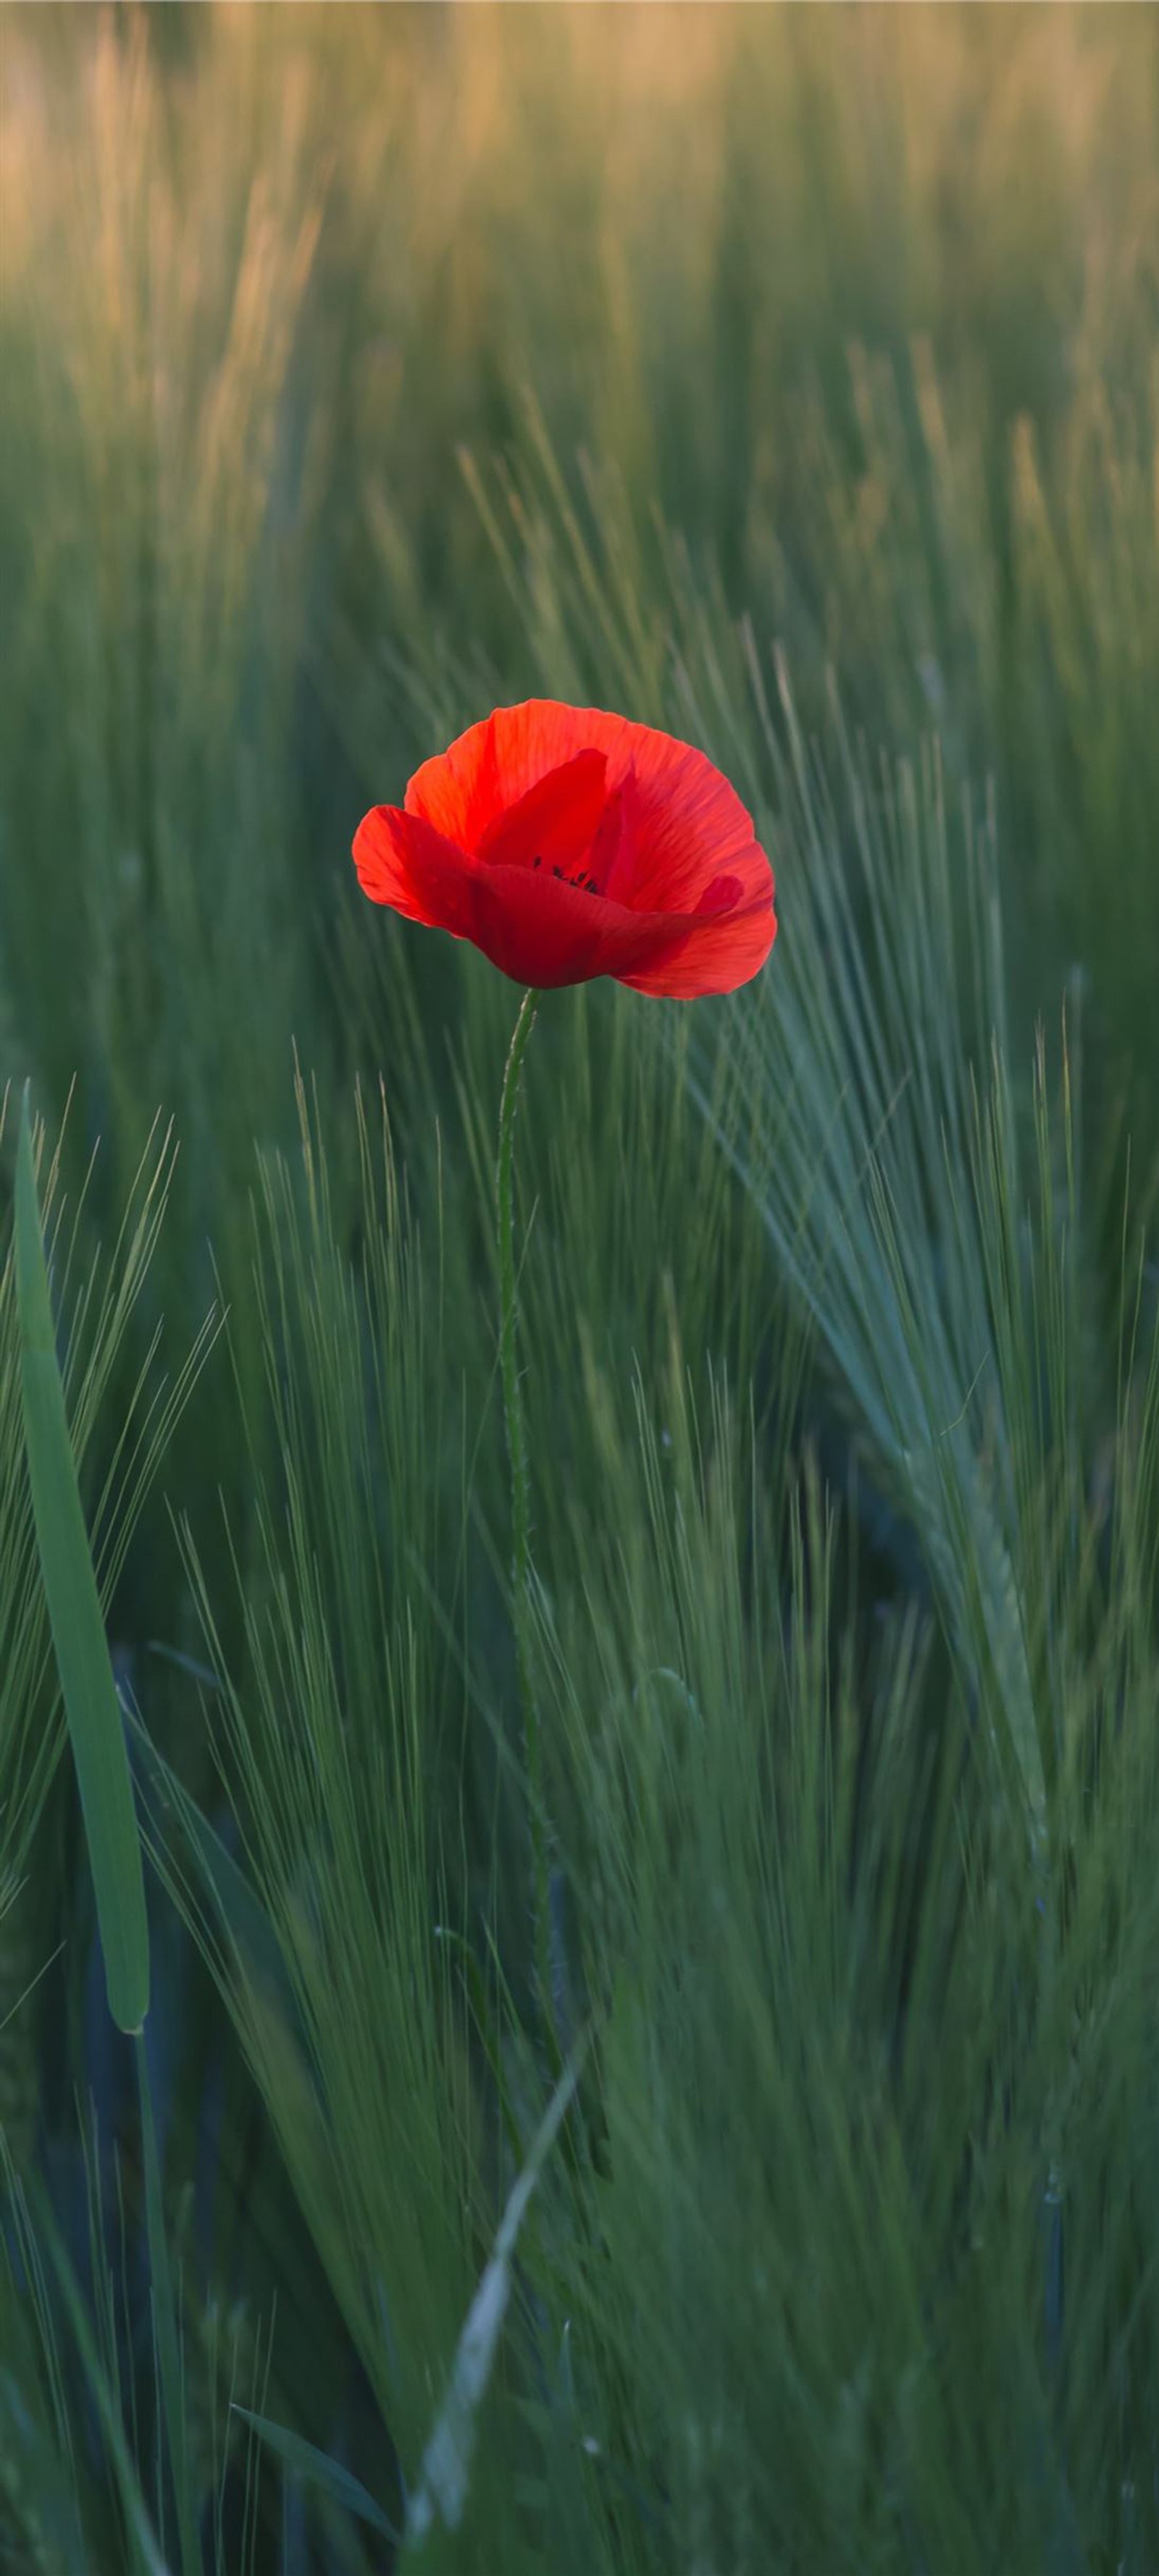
[14,1091,150,2033]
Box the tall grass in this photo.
[2,6,1158,2568]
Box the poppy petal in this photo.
[466,866,690,990]
[358,700,777,1000]
[405,698,767,912]
[406,703,608,852]
[611,734,766,913]
[355,806,692,988]
[588,768,641,905]
[477,748,608,875]
[353,806,479,938]
[619,892,777,999]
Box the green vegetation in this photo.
[2,7,1158,2568]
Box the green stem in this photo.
[135,2028,202,2576]
[495,987,553,2029]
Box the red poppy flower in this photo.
[353,700,776,996]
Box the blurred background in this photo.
[6,4,1158,1152]
[2,7,1159,2570]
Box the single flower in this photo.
[353,699,777,996]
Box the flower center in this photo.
[530,855,601,895]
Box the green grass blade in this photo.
[406,2046,586,2552]
[126,1706,290,2000]
[30,2182,170,2576]
[135,2031,203,2576]
[230,2409,400,2544]
[14,1090,150,2033]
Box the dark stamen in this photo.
[540,858,601,893]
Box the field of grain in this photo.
[2,9,1158,2569]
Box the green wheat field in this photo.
[3,7,1159,2569]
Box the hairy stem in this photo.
[495,987,553,2031]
